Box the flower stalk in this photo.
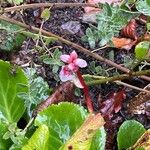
[76,70,94,113]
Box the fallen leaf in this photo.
[129,129,150,150]
[128,84,150,116]
[60,113,105,150]
[112,37,136,50]
[32,81,75,117]
[100,89,126,119]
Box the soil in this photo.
[0,1,150,150]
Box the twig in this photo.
[85,74,150,93]
[84,69,150,85]
[115,81,150,94]
[0,15,150,81]
[2,3,97,13]
[36,20,44,46]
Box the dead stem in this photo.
[2,3,97,13]
[84,69,150,85]
[0,15,150,81]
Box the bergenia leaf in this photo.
[60,113,105,150]
[34,102,106,150]
[0,60,28,122]
[117,120,146,150]
[22,124,49,150]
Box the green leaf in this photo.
[147,0,150,6]
[90,127,106,150]
[0,120,12,150]
[41,8,51,21]
[117,120,146,150]
[18,68,49,116]
[0,60,28,122]
[35,102,106,150]
[135,41,150,60]
[0,20,26,51]
[22,124,49,150]
[136,0,150,16]
[60,113,105,150]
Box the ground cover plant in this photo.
[0,0,150,149]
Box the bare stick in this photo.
[0,15,150,81]
[2,3,97,13]
[115,81,150,94]
[84,69,150,85]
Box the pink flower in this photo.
[59,51,87,88]
[60,51,87,72]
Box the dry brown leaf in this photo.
[112,37,136,50]
[127,84,150,115]
[32,81,75,117]
[129,129,150,150]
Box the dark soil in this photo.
[1,1,150,150]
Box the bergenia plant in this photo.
[59,51,93,112]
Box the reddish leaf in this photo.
[100,89,126,119]
[121,19,138,40]
[32,81,75,117]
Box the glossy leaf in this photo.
[135,41,150,60]
[0,60,28,122]
[129,129,150,150]
[0,20,26,51]
[60,113,105,150]
[35,102,106,150]
[22,124,49,150]
[117,120,146,150]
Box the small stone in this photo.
[61,21,81,35]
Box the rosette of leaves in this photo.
[41,49,64,80]
[18,68,50,117]
[23,102,106,150]
[0,20,26,51]
[82,3,139,48]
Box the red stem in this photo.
[76,70,94,113]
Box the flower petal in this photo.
[60,55,70,63]
[68,63,78,72]
[59,66,74,82]
[74,58,87,68]
[72,76,84,88]
[70,51,78,61]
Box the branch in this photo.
[0,15,150,81]
[2,3,97,13]
[84,69,150,85]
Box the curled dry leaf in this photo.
[61,113,105,150]
[127,84,150,116]
[121,19,139,40]
[112,37,136,50]
[100,89,126,119]
[129,129,150,150]
[32,81,75,117]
